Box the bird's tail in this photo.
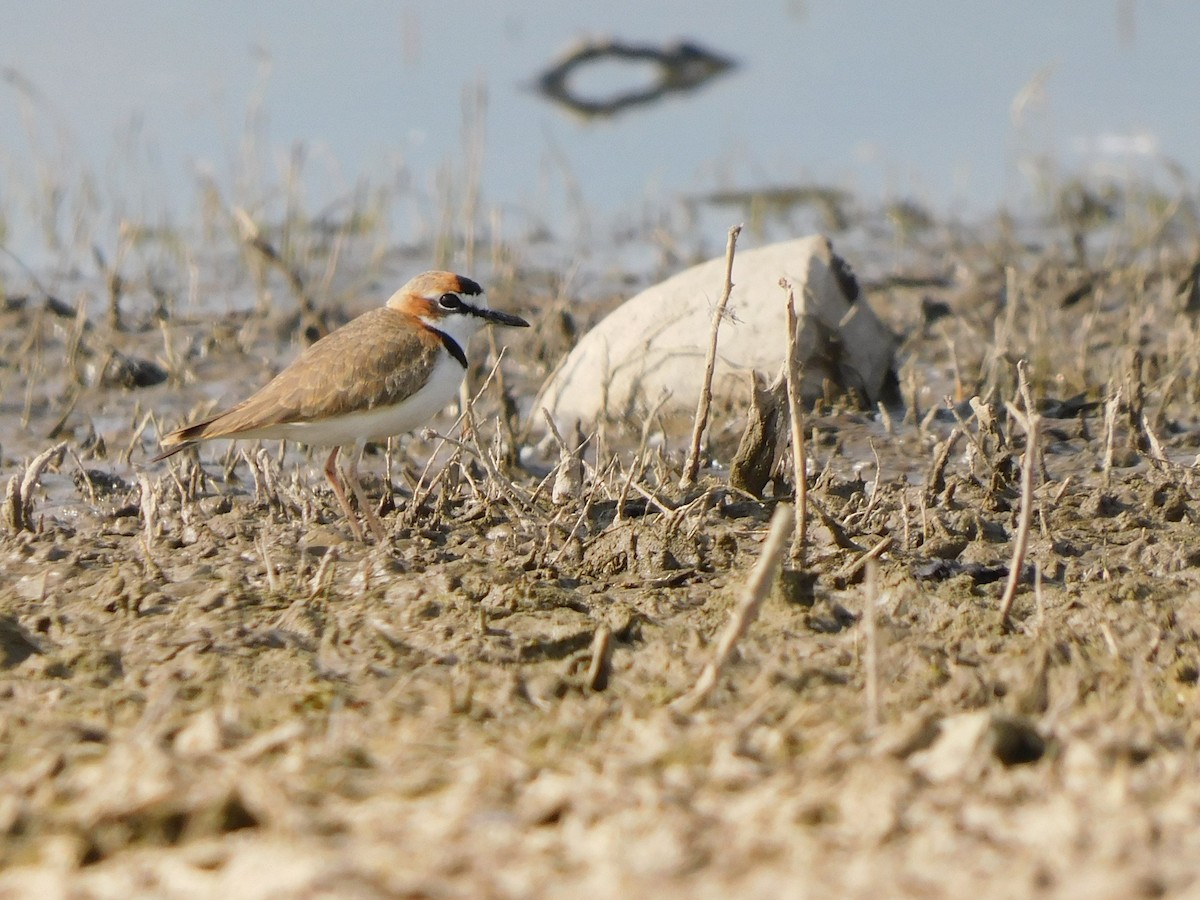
[151,419,214,463]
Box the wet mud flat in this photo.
[3,211,1200,896]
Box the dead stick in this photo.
[835,535,893,581]
[924,427,962,503]
[233,207,313,317]
[671,502,794,713]
[998,362,1040,627]
[863,561,881,729]
[783,285,809,563]
[1102,387,1120,488]
[681,224,741,488]
[586,625,613,691]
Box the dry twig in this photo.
[233,207,317,328]
[783,285,809,562]
[1102,388,1121,486]
[681,223,741,487]
[671,502,794,713]
[617,394,667,521]
[863,561,881,729]
[836,535,893,582]
[587,625,613,691]
[541,410,586,506]
[3,443,66,533]
[999,362,1041,627]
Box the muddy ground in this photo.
[3,202,1200,898]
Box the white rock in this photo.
[908,711,994,782]
[541,235,898,429]
[907,712,1045,782]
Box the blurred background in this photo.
[1,0,1196,274]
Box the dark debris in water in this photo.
[912,559,1014,585]
[93,352,169,389]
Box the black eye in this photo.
[438,293,462,310]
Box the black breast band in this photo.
[432,329,468,368]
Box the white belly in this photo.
[246,352,466,447]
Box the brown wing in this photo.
[162,307,441,447]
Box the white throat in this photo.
[420,296,490,348]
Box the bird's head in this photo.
[388,271,529,344]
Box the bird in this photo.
[154,271,529,541]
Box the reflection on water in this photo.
[535,38,734,119]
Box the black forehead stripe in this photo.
[456,276,483,296]
[431,328,468,368]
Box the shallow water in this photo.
[2,1,1196,271]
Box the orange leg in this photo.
[323,447,365,541]
[344,446,388,542]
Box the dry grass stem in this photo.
[998,363,1041,627]
[233,207,316,326]
[309,548,339,599]
[671,502,794,714]
[547,461,608,568]
[257,535,280,593]
[586,624,613,691]
[456,403,533,516]
[1141,412,1168,462]
[925,427,962,502]
[681,223,741,487]
[783,285,808,563]
[617,395,666,521]
[137,472,159,542]
[863,561,881,729]
[401,353,512,523]
[877,401,894,435]
[3,442,66,533]
[1102,388,1121,485]
[836,535,894,582]
[542,409,586,506]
